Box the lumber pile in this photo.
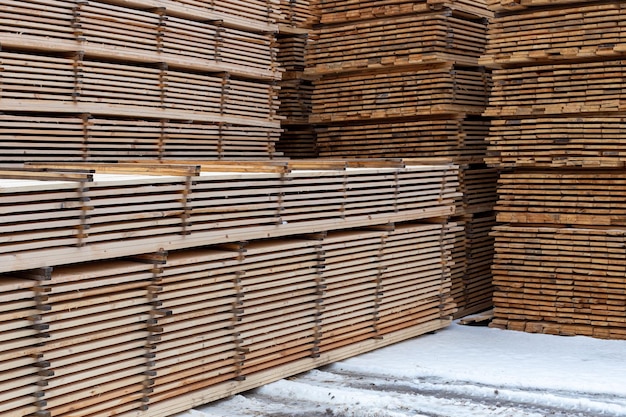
[277,0,319,28]
[482,0,626,339]
[0,160,460,417]
[0,161,460,273]
[0,278,41,417]
[275,33,318,157]
[491,226,626,339]
[0,0,283,164]
[316,117,491,161]
[307,0,497,317]
[275,2,320,157]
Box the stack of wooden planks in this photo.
[0,161,460,272]
[0,115,281,163]
[486,117,626,168]
[316,117,491,161]
[277,0,319,28]
[10,262,159,416]
[275,33,318,157]
[482,0,626,338]
[0,160,460,417]
[307,0,497,317]
[0,0,283,164]
[0,277,41,417]
[491,225,626,339]
[275,2,320,158]
[318,0,493,24]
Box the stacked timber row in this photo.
[482,0,626,339]
[275,0,320,157]
[307,0,498,317]
[0,160,460,417]
[0,0,283,164]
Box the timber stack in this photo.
[0,0,283,163]
[0,160,461,416]
[482,0,626,339]
[275,0,320,157]
[307,0,498,317]
[0,1,466,415]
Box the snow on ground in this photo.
[177,321,626,417]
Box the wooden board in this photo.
[0,217,457,414]
[6,259,160,416]
[455,165,499,216]
[451,212,497,318]
[171,0,281,25]
[0,114,282,165]
[491,225,626,339]
[277,0,319,28]
[0,51,279,123]
[0,0,280,81]
[486,0,600,13]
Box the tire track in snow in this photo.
[192,367,626,417]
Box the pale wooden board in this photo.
[121,319,452,417]
[0,275,41,416]
[1,220,458,414]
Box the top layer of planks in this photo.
[486,0,600,12]
[317,0,493,23]
[0,0,282,81]
[305,10,488,75]
[481,1,626,68]
[0,160,460,274]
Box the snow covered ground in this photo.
[177,321,626,417]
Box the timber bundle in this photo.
[275,1,319,158]
[0,160,461,417]
[482,0,626,338]
[0,1,472,416]
[0,0,283,163]
[308,0,498,317]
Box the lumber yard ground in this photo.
[176,320,626,417]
